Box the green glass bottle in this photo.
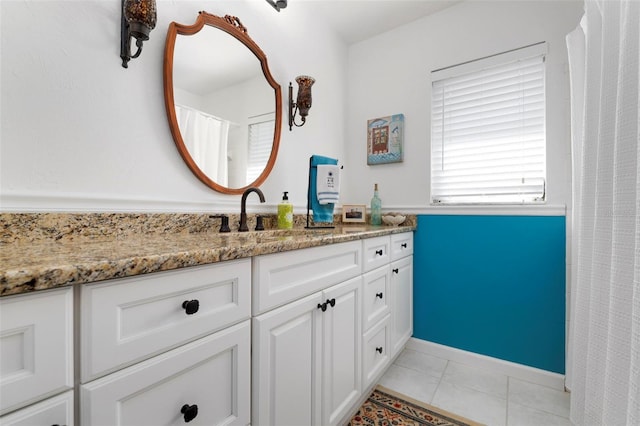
[370,183,382,225]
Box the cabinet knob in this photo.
[327,298,336,308]
[318,302,328,312]
[392,268,399,274]
[375,249,383,256]
[181,404,198,422]
[376,292,383,299]
[401,243,408,248]
[376,347,383,354]
[182,300,200,315]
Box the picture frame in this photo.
[367,113,404,165]
[342,204,367,223]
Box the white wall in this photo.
[344,0,583,210]
[1,1,583,214]
[0,0,347,212]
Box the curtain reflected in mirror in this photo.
[175,104,230,186]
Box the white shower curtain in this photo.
[176,104,229,186]
[566,0,640,425]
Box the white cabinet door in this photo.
[81,320,250,426]
[321,277,362,426]
[0,390,73,426]
[362,315,390,390]
[362,267,391,332]
[0,288,73,415]
[390,255,413,357]
[252,292,324,426]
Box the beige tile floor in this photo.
[377,348,572,426]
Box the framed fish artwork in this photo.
[367,114,404,165]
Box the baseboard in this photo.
[407,338,566,391]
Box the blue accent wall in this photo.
[413,215,566,374]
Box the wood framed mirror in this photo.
[164,12,282,194]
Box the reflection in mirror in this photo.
[164,13,282,194]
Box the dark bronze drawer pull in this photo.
[182,300,200,315]
[181,404,198,422]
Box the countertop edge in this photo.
[1,226,415,297]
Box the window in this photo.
[430,43,547,204]
[246,114,275,184]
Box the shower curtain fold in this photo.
[566,1,640,424]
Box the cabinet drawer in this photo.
[0,288,73,415]
[0,390,73,426]
[82,320,250,426]
[81,259,251,382]
[390,232,413,261]
[362,236,390,272]
[362,267,390,332]
[362,315,390,390]
[252,240,361,315]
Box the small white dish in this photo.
[382,215,406,226]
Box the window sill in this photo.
[382,204,566,216]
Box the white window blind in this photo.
[430,43,547,204]
[247,114,275,183]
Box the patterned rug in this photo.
[347,386,485,426]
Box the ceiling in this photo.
[295,0,463,45]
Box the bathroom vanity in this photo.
[0,214,414,425]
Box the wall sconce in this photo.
[120,0,157,68]
[266,0,288,12]
[289,75,315,131]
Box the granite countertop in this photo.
[1,213,415,297]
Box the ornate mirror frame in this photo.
[164,12,282,194]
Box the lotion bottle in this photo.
[277,191,293,229]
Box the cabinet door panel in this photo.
[391,256,413,356]
[322,277,362,426]
[82,321,250,426]
[362,315,390,390]
[252,293,323,426]
[0,288,73,415]
[362,267,391,332]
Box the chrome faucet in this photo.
[239,187,266,232]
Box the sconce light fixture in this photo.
[289,75,315,131]
[120,0,157,68]
[266,0,288,12]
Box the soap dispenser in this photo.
[277,191,293,229]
